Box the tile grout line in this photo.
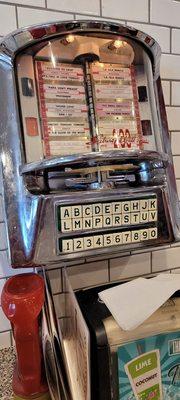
[170,27,172,53]
[99,0,102,17]
[170,81,172,107]
[148,0,151,23]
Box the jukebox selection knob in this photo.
[1,273,50,400]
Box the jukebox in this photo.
[0,19,180,400]
[0,20,180,268]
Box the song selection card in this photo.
[37,62,84,82]
[41,84,86,100]
[36,61,91,157]
[95,84,133,100]
[91,62,142,151]
[91,64,131,80]
[47,122,90,137]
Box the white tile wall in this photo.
[172,29,180,54]
[0,4,16,36]
[0,250,33,278]
[0,331,11,349]
[1,0,180,348]
[1,0,45,5]
[161,81,170,105]
[166,107,180,130]
[172,81,180,105]
[171,268,180,274]
[173,156,180,178]
[161,54,180,80]
[0,224,8,251]
[47,0,100,15]
[0,278,5,305]
[17,8,73,27]
[0,308,11,331]
[0,196,5,222]
[151,0,180,28]
[67,260,109,290]
[171,132,180,155]
[176,179,180,198]
[0,252,10,278]
[102,0,149,22]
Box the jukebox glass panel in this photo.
[17,33,162,163]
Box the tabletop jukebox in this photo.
[0,20,180,268]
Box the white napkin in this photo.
[98,274,180,331]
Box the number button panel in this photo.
[60,227,158,254]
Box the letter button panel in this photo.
[57,191,171,255]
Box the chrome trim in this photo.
[20,150,168,174]
[0,20,161,78]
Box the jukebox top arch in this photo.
[0,20,161,70]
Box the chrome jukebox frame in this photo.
[0,20,179,267]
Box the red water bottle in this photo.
[1,273,50,400]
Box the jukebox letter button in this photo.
[83,218,93,230]
[122,214,130,225]
[112,215,122,227]
[93,235,103,248]
[149,211,157,222]
[140,199,149,211]
[73,237,84,252]
[71,205,82,218]
[102,203,112,215]
[93,216,103,229]
[62,239,73,253]
[149,227,158,239]
[131,213,140,225]
[82,205,93,217]
[60,206,72,220]
[112,202,122,214]
[140,229,149,241]
[131,230,141,243]
[104,234,113,247]
[84,236,94,250]
[122,201,130,213]
[122,231,132,244]
[61,219,72,232]
[92,203,102,216]
[103,215,113,227]
[113,232,122,246]
[149,198,157,210]
[72,219,83,231]
[130,200,140,212]
[140,212,149,223]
